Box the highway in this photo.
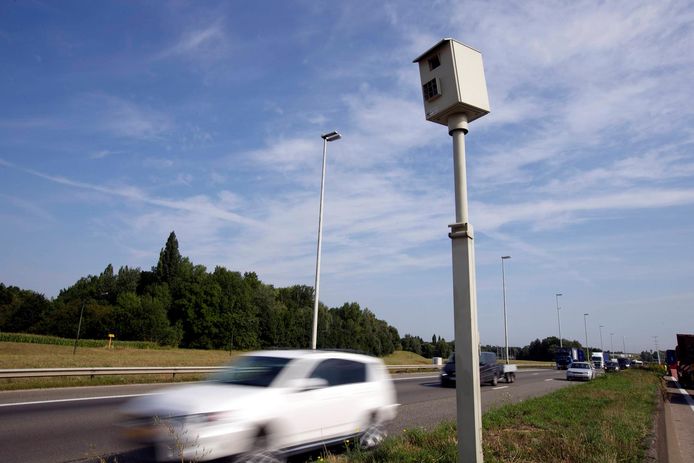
[0,368,572,462]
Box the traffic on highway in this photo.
[0,367,569,463]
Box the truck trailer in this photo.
[676,334,694,388]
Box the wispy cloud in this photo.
[1,159,259,227]
[156,22,227,60]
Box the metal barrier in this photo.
[0,364,441,379]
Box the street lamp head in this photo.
[501,255,511,260]
[321,131,341,142]
[584,313,589,316]
[556,293,562,297]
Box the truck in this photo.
[441,351,517,387]
[555,347,585,370]
[591,351,606,369]
[676,334,694,388]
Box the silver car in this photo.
[566,361,595,381]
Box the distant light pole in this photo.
[610,332,615,353]
[583,313,589,358]
[72,299,86,355]
[654,336,661,364]
[501,256,511,364]
[599,325,604,352]
[311,131,341,350]
[555,293,563,348]
[73,292,108,355]
[623,335,627,355]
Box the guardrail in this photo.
[0,364,441,380]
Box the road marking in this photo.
[393,375,439,382]
[0,393,156,408]
[544,378,554,382]
[532,373,539,375]
[673,381,694,413]
[492,386,509,390]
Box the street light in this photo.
[73,299,86,355]
[583,313,589,358]
[599,325,604,352]
[73,292,108,355]
[311,130,341,350]
[501,256,511,364]
[610,332,615,353]
[555,293,563,348]
[414,38,490,463]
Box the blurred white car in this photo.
[119,350,398,462]
[566,361,595,381]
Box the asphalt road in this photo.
[0,368,573,462]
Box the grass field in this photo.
[325,369,659,463]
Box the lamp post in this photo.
[583,313,589,358]
[414,38,490,463]
[610,332,615,353]
[72,299,86,355]
[311,131,341,350]
[599,325,604,352]
[623,336,626,355]
[555,293,563,348]
[73,292,108,355]
[501,256,511,364]
[654,336,661,364]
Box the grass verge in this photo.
[324,369,659,463]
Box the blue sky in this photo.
[1,1,693,352]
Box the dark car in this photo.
[605,360,620,372]
[440,351,502,387]
[617,358,631,369]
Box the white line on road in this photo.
[393,375,439,382]
[0,393,157,408]
[492,386,509,390]
[673,380,694,413]
[544,378,554,382]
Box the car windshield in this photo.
[479,352,496,365]
[572,363,590,369]
[210,356,291,387]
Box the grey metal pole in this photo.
[501,256,511,365]
[610,333,614,353]
[599,325,604,352]
[311,132,341,350]
[555,293,563,348]
[73,300,85,355]
[448,113,483,463]
[583,313,589,358]
[623,336,626,355]
[654,337,661,364]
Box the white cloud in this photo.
[157,22,226,59]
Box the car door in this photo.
[305,358,369,439]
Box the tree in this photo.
[155,231,182,285]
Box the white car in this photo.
[566,361,595,381]
[119,350,398,462]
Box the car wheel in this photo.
[237,429,285,463]
[359,423,387,449]
[491,375,498,386]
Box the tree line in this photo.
[0,232,401,356]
